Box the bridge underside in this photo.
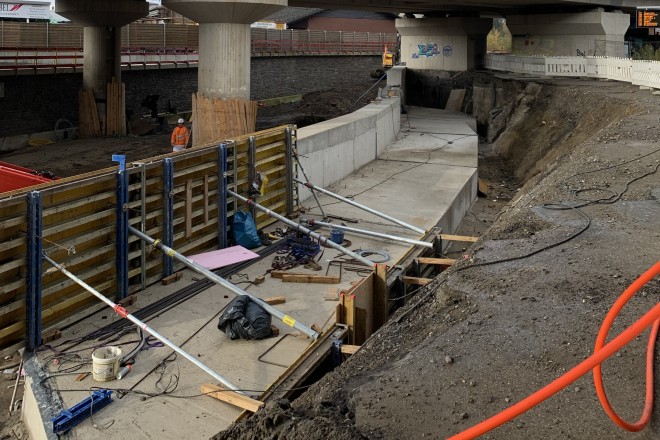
[290,0,643,14]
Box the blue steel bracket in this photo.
[162,158,174,276]
[52,389,113,434]
[113,155,129,301]
[111,154,126,171]
[217,144,228,249]
[26,191,43,351]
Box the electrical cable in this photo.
[449,261,660,440]
[454,158,659,273]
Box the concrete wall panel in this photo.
[353,129,377,169]
[297,97,401,203]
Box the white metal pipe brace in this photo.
[293,177,426,235]
[306,219,433,249]
[42,254,242,393]
[128,226,319,340]
[228,190,375,267]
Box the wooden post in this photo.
[373,264,388,329]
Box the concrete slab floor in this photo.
[25,105,478,439]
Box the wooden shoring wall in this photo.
[232,129,295,229]
[0,126,298,353]
[0,169,117,350]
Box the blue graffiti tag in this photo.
[415,42,440,58]
[443,45,453,57]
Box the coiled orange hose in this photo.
[593,262,659,431]
[448,261,660,440]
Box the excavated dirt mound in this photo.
[217,77,660,440]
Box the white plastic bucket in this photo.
[91,346,122,382]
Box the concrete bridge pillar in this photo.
[396,17,493,72]
[55,0,148,136]
[506,9,630,57]
[162,0,286,146]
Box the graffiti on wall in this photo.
[412,42,438,58]
[412,43,453,59]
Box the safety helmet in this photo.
[177,118,184,124]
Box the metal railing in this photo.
[0,47,199,75]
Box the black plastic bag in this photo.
[218,296,272,340]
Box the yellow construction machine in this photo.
[371,45,394,78]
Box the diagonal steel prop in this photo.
[42,254,242,393]
[228,190,375,267]
[291,148,327,219]
[293,177,426,235]
[306,219,433,249]
[128,227,319,340]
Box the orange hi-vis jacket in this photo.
[171,126,190,148]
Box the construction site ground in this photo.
[1,75,659,440]
[217,77,660,439]
[1,101,477,438]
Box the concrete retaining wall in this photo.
[296,96,401,202]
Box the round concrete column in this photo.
[163,0,287,99]
[83,27,121,94]
[199,23,251,99]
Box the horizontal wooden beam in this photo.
[403,276,434,286]
[416,257,456,267]
[440,234,478,243]
[340,344,360,355]
[201,383,263,413]
[264,296,286,305]
[270,271,340,284]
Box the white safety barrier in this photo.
[485,54,660,91]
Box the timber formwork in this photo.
[0,125,299,354]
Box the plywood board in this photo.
[445,89,466,112]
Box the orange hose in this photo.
[448,261,660,440]
[594,262,660,432]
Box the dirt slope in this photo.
[218,78,660,439]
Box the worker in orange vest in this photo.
[171,118,191,152]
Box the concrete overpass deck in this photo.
[22,106,477,439]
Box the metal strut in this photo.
[128,226,320,340]
[293,177,425,235]
[42,254,242,393]
[227,190,375,267]
[305,219,433,249]
[291,146,327,219]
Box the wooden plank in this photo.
[264,296,286,305]
[260,326,347,404]
[403,276,434,286]
[373,264,388,330]
[162,272,183,285]
[354,307,367,345]
[201,383,264,413]
[340,344,360,355]
[89,89,100,136]
[445,88,466,112]
[280,274,340,284]
[416,257,457,267]
[342,293,356,345]
[440,234,478,243]
[478,178,489,196]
